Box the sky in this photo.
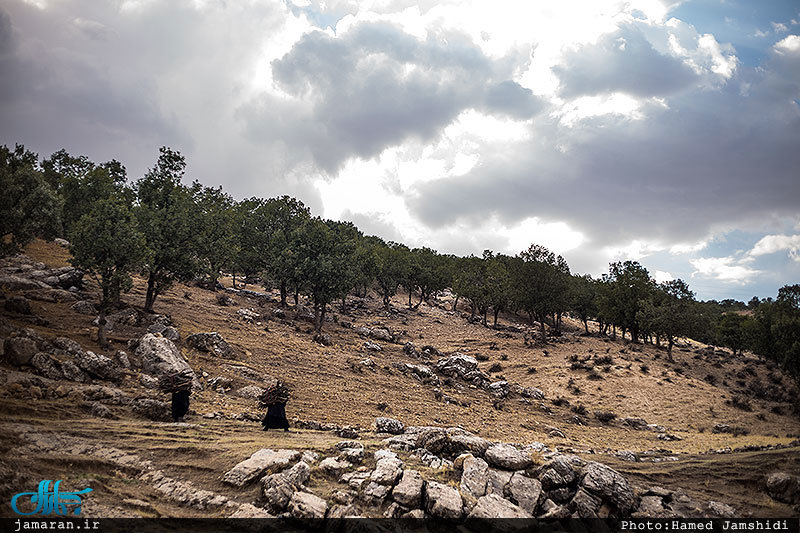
[0,0,798,302]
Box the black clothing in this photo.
[171,390,190,421]
[262,402,289,430]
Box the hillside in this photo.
[1,239,798,519]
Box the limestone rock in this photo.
[222,449,300,487]
[261,461,310,511]
[319,457,352,475]
[460,455,489,499]
[424,481,463,520]
[766,472,800,505]
[507,472,542,515]
[4,337,38,366]
[580,461,635,514]
[288,491,327,519]
[375,417,405,434]
[76,351,121,381]
[186,332,234,358]
[392,469,424,509]
[468,494,533,519]
[484,443,533,471]
[134,334,196,382]
[371,455,404,486]
[71,300,98,315]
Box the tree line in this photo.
[2,143,798,382]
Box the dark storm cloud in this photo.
[408,47,800,250]
[241,21,541,173]
[554,24,699,98]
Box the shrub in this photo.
[640,364,649,374]
[594,411,617,423]
[595,355,613,366]
[571,404,587,416]
[488,362,503,373]
[727,396,752,411]
[552,397,570,407]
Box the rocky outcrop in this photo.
[424,481,463,519]
[261,461,310,512]
[222,449,300,487]
[134,334,196,383]
[375,417,405,434]
[392,469,424,508]
[75,351,121,381]
[186,332,234,358]
[765,472,800,505]
[468,493,533,519]
[484,443,534,470]
[579,461,636,515]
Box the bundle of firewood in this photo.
[259,380,290,406]
[158,370,193,393]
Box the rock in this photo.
[134,334,196,383]
[131,398,172,422]
[313,333,332,346]
[468,494,533,519]
[580,461,635,514]
[621,417,649,430]
[56,268,83,289]
[139,374,159,389]
[539,501,571,519]
[375,417,405,434]
[91,402,116,419]
[288,491,327,519]
[403,342,417,356]
[570,488,602,518]
[633,495,667,517]
[450,434,491,457]
[487,469,513,497]
[424,481,463,519]
[707,501,736,517]
[76,351,121,381]
[339,447,364,463]
[392,469,424,509]
[328,504,360,518]
[712,423,732,434]
[402,509,426,519]
[507,473,542,515]
[4,337,39,366]
[71,300,98,315]
[261,461,310,511]
[234,385,265,400]
[488,381,510,399]
[539,456,578,489]
[765,472,800,505]
[319,457,353,475]
[4,296,32,314]
[340,471,371,491]
[460,455,490,499]
[229,503,274,518]
[371,456,404,486]
[31,352,64,379]
[364,341,382,352]
[54,238,70,247]
[222,449,300,487]
[60,361,89,382]
[24,288,77,303]
[162,326,180,342]
[484,443,533,471]
[53,336,83,354]
[330,490,355,505]
[0,275,46,291]
[186,332,234,358]
[362,482,391,505]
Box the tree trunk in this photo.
[341,295,346,313]
[583,318,589,334]
[470,302,476,321]
[667,337,674,362]
[612,324,617,340]
[294,286,299,306]
[482,309,487,327]
[408,290,413,308]
[318,302,326,334]
[280,281,287,307]
[383,294,390,311]
[556,312,562,335]
[232,272,237,290]
[453,295,459,312]
[144,272,156,313]
[539,316,547,342]
[313,301,322,333]
[98,306,108,349]
[493,308,500,327]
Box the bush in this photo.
[488,362,503,373]
[594,411,617,423]
[595,355,613,366]
[571,404,587,416]
[640,364,649,374]
[727,396,752,411]
[475,353,490,361]
[552,397,570,407]
[587,371,603,380]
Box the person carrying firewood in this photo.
[159,370,193,422]
[260,380,290,432]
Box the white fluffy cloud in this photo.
[691,257,761,283]
[749,234,800,261]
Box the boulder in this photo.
[186,332,234,358]
[507,473,542,515]
[375,417,405,434]
[392,469,424,509]
[362,482,391,505]
[468,494,533,519]
[487,469,513,496]
[261,461,310,511]
[488,381,510,399]
[707,501,736,518]
[371,456,404,486]
[288,491,327,519]
[131,398,172,422]
[134,334,196,382]
[579,461,635,514]
[71,300,97,315]
[424,481,463,519]
[460,455,489,499]
[570,488,602,518]
[53,336,83,354]
[621,417,649,430]
[91,402,116,419]
[539,456,578,489]
[75,351,121,381]
[484,443,533,471]
[60,360,89,382]
[222,449,300,487]
[4,337,38,366]
[5,296,32,314]
[319,457,352,475]
[31,352,64,379]
[765,472,800,505]
[0,275,46,291]
[450,434,491,457]
[162,326,180,342]
[234,385,265,400]
[633,495,667,517]
[229,503,274,518]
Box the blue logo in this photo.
[11,480,92,516]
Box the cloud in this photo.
[775,34,800,54]
[554,24,699,98]
[240,20,541,173]
[748,234,800,261]
[654,270,674,283]
[690,256,761,283]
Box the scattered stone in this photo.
[75,351,121,381]
[288,491,327,519]
[31,352,64,379]
[261,461,310,511]
[484,443,533,471]
[135,334,196,383]
[313,333,332,346]
[71,300,97,315]
[130,398,172,422]
[706,501,736,518]
[580,461,635,515]
[319,457,353,475]
[765,472,800,505]
[234,385,266,400]
[91,402,116,419]
[364,341,382,352]
[186,332,234,358]
[375,417,405,434]
[4,336,38,366]
[5,296,32,314]
[222,449,300,487]
[424,481,463,520]
[468,494,533,519]
[392,469,424,509]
